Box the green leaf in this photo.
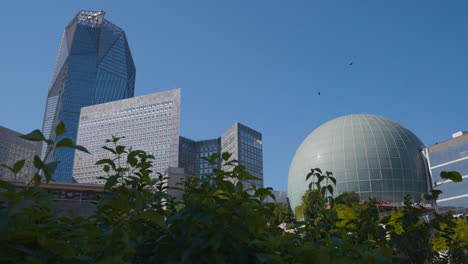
[139,211,166,229]
[33,155,45,170]
[96,159,116,171]
[75,145,90,154]
[56,138,74,148]
[426,189,443,200]
[128,150,144,166]
[104,175,119,190]
[103,165,110,172]
[329,176,336,186]
[221,152,232,161]
[0,164,14,174]
[41,161,59,183]
[317,175,325,184]
[55,122,66,137]
[20,129,51,143]
[56,138,90,154]
[116,145,126,155]
[102,146,116,154]
[440,171,463,182]
[0,180,15,192]
[33,173,41,185]
[105,136,124,143]
[13,160,25,175]
[45,161,59,174]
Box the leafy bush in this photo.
[0,124,467,263]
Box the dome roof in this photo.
[288,114,429,210]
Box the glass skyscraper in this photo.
[41,10,136,182]
[179,122,264,188]
[426,131,468,214]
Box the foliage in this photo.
[0,124,467,263]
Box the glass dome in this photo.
[288,114,429,210]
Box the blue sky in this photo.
[1,0,467,191]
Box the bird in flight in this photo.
[318,92,321,95]
[349,62,353,66]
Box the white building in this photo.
[72,89,180,184]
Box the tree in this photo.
[0,123,466,263]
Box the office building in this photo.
[288,114,432,211]
[179,122,264,188]
[0,126,41,181]
[73,89,180,184]
[41,10,136,182]
[178,137,220,179]
[426,131,468,213]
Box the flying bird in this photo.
[349,62,353,66]
[318,92,321,95]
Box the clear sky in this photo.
[1,0,467,191]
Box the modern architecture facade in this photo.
[178,137,220,178]
[288,114,432,211]
[73,89,180,184]
[41,10,135,182]
[426,131,468,213]
[0,126,41,181]
[179,122,264,188]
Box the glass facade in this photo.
[288,114,430,211]
[41,10,135,182]
[179,122,264,188]
[178,138,221,178]
[427,132,468,212]
[73,89,180,184]
[236,124,263,187]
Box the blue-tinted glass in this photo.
[41,11,136,182]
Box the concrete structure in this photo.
[426,131,468,214]
[288,114,432,211]
[0,126,41,181]
[41,10,135,182]
[0,181,103,218]
[165,167,186,201]
[73,89,180,184]
[179,122,263,188]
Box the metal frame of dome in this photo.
[288,114,434,211]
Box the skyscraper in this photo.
[42,10,136,182]
[426,131,468,214]
[179,122,264,188]
[73,89,180,184]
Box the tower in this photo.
[41,10,136,182]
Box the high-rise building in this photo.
[178,137,220,179]
[0,126,41,181]
[179,122,264,188]
[41,10,136,182]
[426,131,468,213]
[72,89,180,184]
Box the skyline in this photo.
[1,0,467,191]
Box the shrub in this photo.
[0,124,466,263]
